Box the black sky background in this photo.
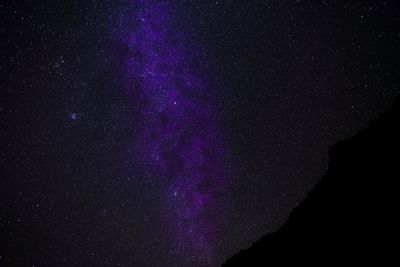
[1,0,400,266]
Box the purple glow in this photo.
[115,1,231,263]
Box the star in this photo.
[69,112,78,120]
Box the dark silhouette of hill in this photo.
[223,98,399,266]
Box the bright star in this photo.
[69,112,77,120]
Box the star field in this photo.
[1,0,400,266]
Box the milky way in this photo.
[115,0,231,264]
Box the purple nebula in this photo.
[114,0,231,264]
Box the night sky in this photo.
[1,0,400,266]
